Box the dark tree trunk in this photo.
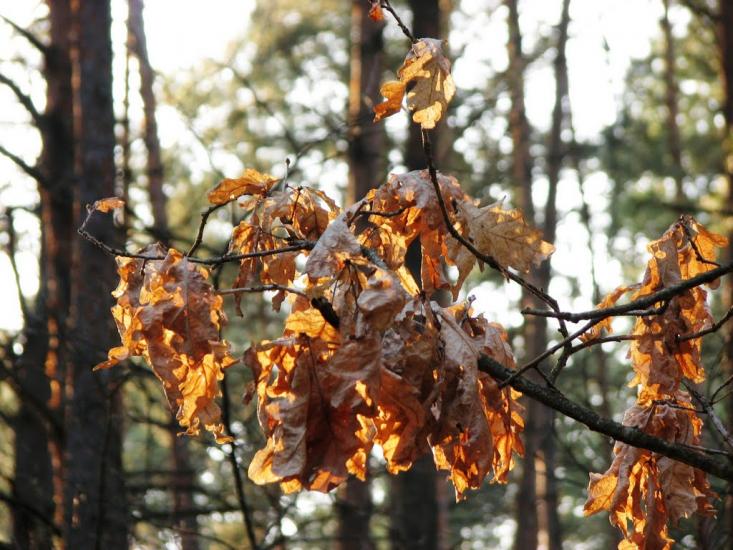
[504,1,538,547]
[390,2,448,549]
[337,2,384,547]
[506,0,567,548]
[661,0,685,200]
[127,0,168,233]
[717,0,733,547]
[63,1,128,547]
[12,1,75,546]
[540,4,570,548]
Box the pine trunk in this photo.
[12,1,75,546]
[390,1,448,549]
[63,1,128,547]
[337,2,384,547]
[719,0,733,547]
[127,0,168,233]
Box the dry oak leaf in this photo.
[430,308,524,498]
[584,398,715,549]
[579,284,635,342]
[304,216,362,280]
[207,168,278,205]
[374,38,456,129]
[91,196,125,213]
[96,245,236,443]
[245,335,379,493]
[457,200,554,273]
[368,0,384,22]
[228,221,297,314]
[374,297,442,473]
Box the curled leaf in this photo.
[208,168,278,205]
[374,38,456,129]
[92,196,125,213]
[97,245,236,443]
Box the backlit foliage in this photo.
[92,18,730,548]
[583,217,726,548]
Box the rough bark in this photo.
[661,0,685,199]
[12,1,75,546]
[718,0,733,546]
[127,0,167,233]
[337,2,384,547]
[506,0,567,548]
[389,2,447,549]
[64,1,128,547]
[504,1,538,547]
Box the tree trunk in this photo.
[507,0,567,548]
[661,0,685,200]
[505,1,538,547]
[127,0,168,233]
[717,0,733,547]
[390,2,448,549]
[12,1,75,546]
[337,2,384,548]
[63,1,128,547]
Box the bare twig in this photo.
[0,15,47,53]
[0,143,46,186]
[78,204,314,265]
[186,204,225,257]
[380,0,416,43]
[218,284,307,299]
[480,354,733,481]
[221,375,259,550]
[522,261,733,323]
[683,381,733,453]
[0,73,43,127]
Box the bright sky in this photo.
[0,0,668,333]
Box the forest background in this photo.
[1,0,733,548]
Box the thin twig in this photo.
[78,204,314,265]
[522,261,733,322]
[221,375,260,550]
[186,204,225,257]
[683,381,733,453]
[218,284,307,298]
[679,305,733,342]
[380,0,416,43]
[480,354,733,480]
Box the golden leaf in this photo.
[374,38,456,129]
[207,168,278,205]
[92,196,125,213]
[97,245,236,443]
[457,200,554,273]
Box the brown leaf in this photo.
[207,168,278,205]
[246,334,377,492]
[305,216,362,280]
[92,196,125,213]
[457,200,554,273]
[374,38,456,129]
[368,1,384,22]
[97,245,236,443]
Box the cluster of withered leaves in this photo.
[96,241,237,443]
[583,216,726,549]
[228,166,550,499]
[98,32,555,501]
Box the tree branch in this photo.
[479,354,733,481]
[523,262,733,323]
[0,143,46,185]
[0,15,47,54]
[0,73,43,127]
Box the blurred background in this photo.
[1,0,732,548]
